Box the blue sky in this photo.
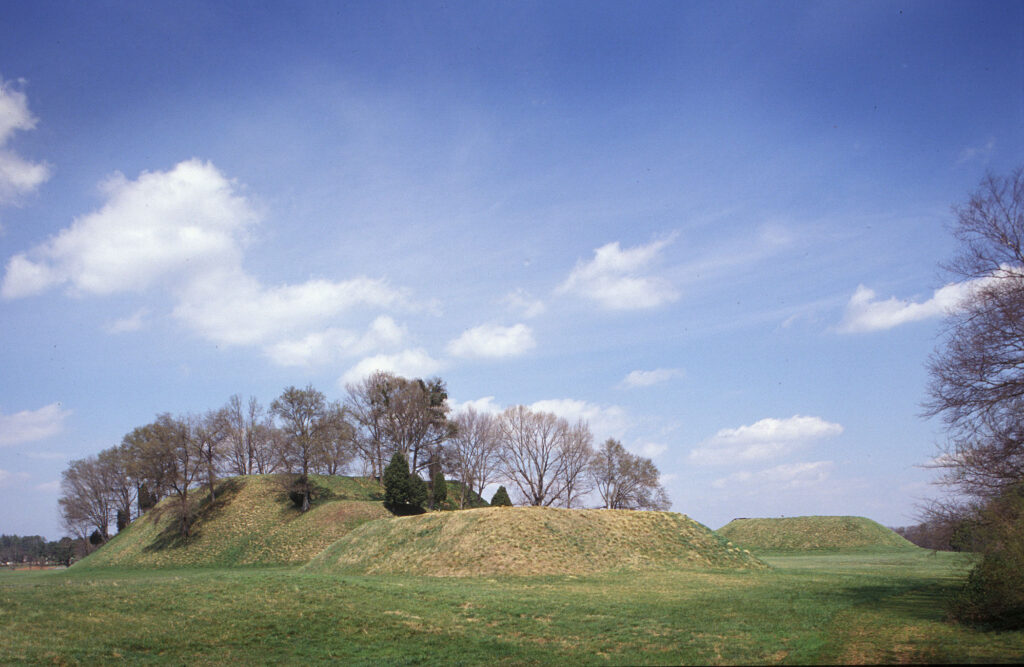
[1,0,1022,538]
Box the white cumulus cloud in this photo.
[2,159,256,298]
[557,237,679,310]
[448,396,505,415]
[836,282,972,333]
[341,348,443,385]
[1,159,414,364]
[0,403,71,447]
[689,415,843,465]
[447,323,535,359]
[265,316,406,367]
[0,77,50,206]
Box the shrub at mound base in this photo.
[305,506,767,577]
[717,515,920,553]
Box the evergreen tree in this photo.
[383,451,427,512]
[490,485,512,506]
[431,471,447,509]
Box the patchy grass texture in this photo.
[76,475,389,569]
[306,505,766,576]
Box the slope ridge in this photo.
[305,505,767,577]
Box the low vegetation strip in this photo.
[74,475,389,569]
[717,515,920,553]
[306,505,767,577]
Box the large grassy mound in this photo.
[717,516,920,553]
[75,475,390,569]
[305,505,767,577]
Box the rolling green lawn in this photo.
[2,551,1022,665]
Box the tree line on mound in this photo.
[58,372,669,546]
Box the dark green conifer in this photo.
[490,485,512,507]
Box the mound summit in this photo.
[75,475,390,569]
[717,515,919,553]
[305,505,767,577]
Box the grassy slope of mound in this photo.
[305,505,767,577]
[76,475,390,569]
[717,516,920,553]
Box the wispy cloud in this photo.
[105,308,151,334]
[529,398,631,441]
[689,415,843,465]
[447,323,535,359]
[711,460,834,490]
[557,237,679,310]
[957,138,995,165]
[503,289,546,318]
[620,367,683,388]
[0,403,71,447]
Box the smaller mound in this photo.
[305,506,767,577]
[717,516,920,553]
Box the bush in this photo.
[950,484,1024,628]
[490,485,512,506]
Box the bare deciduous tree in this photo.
[345,371,394,483]
[159,413,206,538]
[345,372,454,482]
[447,407,502,508]
[588,438,670,510]
[270,385,344,510]
[59,455,114,544]
[224,395,281,476]
[561,420,594,508]
[496,406,594,507]
[925,167,1024,500]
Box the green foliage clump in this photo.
[950,484,1024,628]
[490,486,512,507]
[383,452,427,514]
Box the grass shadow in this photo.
[142,478,246,553]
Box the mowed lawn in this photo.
[2,551,1022,664]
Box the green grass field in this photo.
[3,550,1022,664]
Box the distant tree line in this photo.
[0,534,87,566]
[59,371,670,544]
[890,522,958,551]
